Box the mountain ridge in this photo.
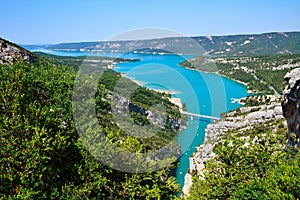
[23,31,300,57]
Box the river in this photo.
[24,48,248,189]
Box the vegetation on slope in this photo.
[0,60,181,199]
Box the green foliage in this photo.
[0,60,180,199]
[255,69,289,95]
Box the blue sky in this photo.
[1,0,299,44]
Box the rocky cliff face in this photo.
[0,37,37,65]
[282,68,300,149]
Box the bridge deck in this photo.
[181,111,220,121]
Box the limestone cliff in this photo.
[282,68,300,149]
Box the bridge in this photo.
[181,111,220,121]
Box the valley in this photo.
[1,31,300,199]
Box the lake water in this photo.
[25,48,248,189]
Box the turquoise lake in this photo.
[25,48,248,189]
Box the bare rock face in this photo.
[282,68,300,148]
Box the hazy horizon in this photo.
[1,0,299,44]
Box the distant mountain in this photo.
[0,37,38,65]
[24,32,300,57]
[193,32,300,56]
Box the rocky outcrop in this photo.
[282,68,300,148]
[0,37,37,65]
